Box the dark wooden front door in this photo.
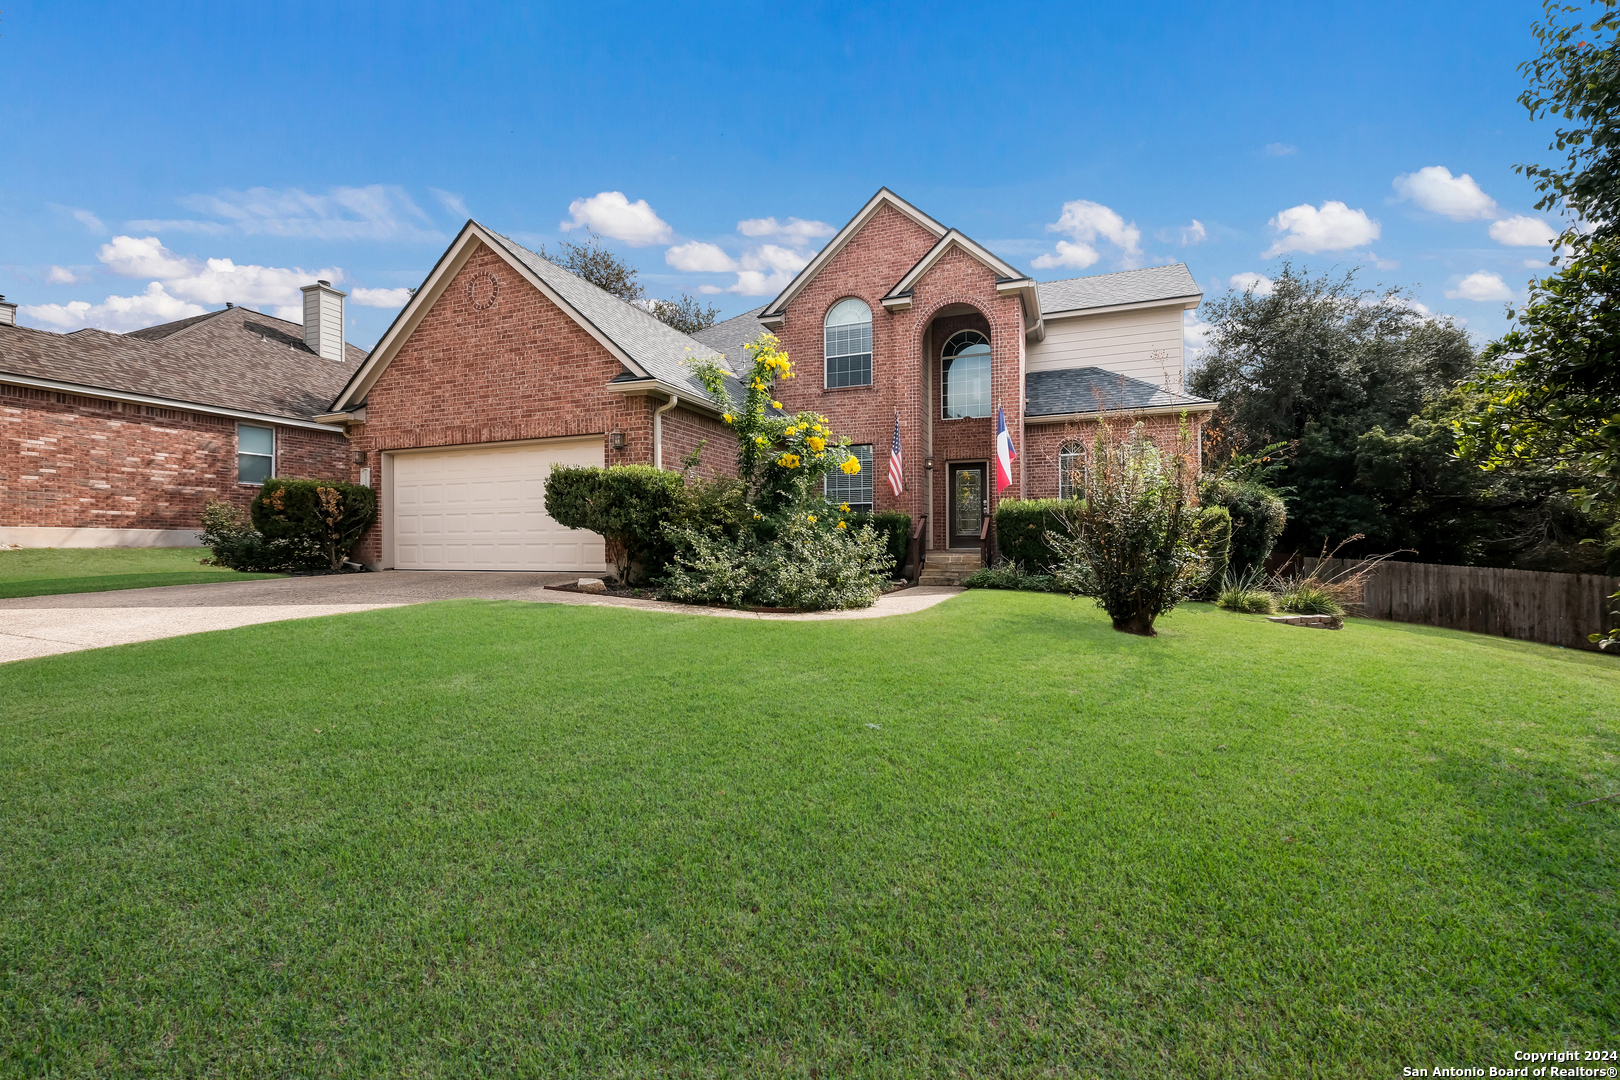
[948,463,987,548]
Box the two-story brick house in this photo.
[324,188,1212,572]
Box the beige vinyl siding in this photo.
[1026,306,1185,388]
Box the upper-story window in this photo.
[824,298,873,388]
[942,330,992,419]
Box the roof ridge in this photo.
[1040,262,1189,286]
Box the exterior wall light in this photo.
[610,431,626,451]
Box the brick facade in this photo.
[1023,412,1206,500]
[345,242,671,565]
[0,382,347,533]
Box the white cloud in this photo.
[45,265,88,284]
[49,204,107,236]
[1263,201,1380,256]
[350,286,413,308]
[560,191,673,246]
[742,244,811,274]
[1035,200,1143,270]
[429,188,469,219]
[1366,252,1401,270]
[97,235,197,279]
[1385,295,1433,317]
[697,284,723,295]
[1228,272,1275,295]
[1183,311,1214,357]
[122,218,231,236]
[1392,166,1499,221]
[1265,143,1297,157]
[1031,240,1100,270]
[166,185,441,241]
[737,216,835,242]
[728,270,798,296]
[20,282,206,333]
[1180,219,1207,245]
[665,241,739,273]
[1489,215,1559,247]
[1445,270,1513,302]
[1523,257,1550,268]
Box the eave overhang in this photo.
[0,370,347,432]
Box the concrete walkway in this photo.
[0,572,964,663]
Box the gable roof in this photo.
[1038,263,1201,317]
[690,305,768,373]
[331,221,730,413]
[0,306,365,425]
[757,188,948,325]
[882,228,1030,307]
[1024,366,1213,420]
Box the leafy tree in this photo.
[540,230,644,304]
[649,294,721,335]
[1190,264,1474,556]
[542,230,721,335]
[1517,0,1620,256]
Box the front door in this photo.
[948,463,987,548]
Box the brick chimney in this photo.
[0,295,16,327]
[300,280,346,361]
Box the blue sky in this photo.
[0,1,1570,353]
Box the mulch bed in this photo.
[544,580,913,614]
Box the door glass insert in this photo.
[950,465,985,544]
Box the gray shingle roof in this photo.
[0,307,366,422]
[481,229,730,399]
[690,305,768,376]
[1037,264,1201,316]
[1025,366,1212,419]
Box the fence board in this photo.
[1301,558,1619,652]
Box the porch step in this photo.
[918,551,984,586]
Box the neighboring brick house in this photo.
[323,190,1213,572]
[0,285,359,547]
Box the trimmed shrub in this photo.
[545,464,687,583]
[1201,478,1287,576]
[848,510,910,575]
[251,479,378,572]
[661,516,894,611]
[199,498,325,573]
[1197,505,1233,598]
[962,562,1060,592]
[993,498,1082,573]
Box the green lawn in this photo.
[1,593,1616,1077]
[0,546,280,598]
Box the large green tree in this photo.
[1189,265,1475,557]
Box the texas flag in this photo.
[994,405,1018,492]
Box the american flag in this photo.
[887,417,904,497]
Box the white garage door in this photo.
[390,439,607,571]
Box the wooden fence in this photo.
[1300,558,1620,652]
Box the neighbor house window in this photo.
[824,298,873,388]
[825,443,874,511]
[1058,441,1084,500]
[942,330,992,418]
[238,423,274,485]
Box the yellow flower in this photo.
[840,503,851,512]
[807,514,817,523]
[771,400,782,409]
[777,453,801,469]
[840,456,862,475]
[807,436,826,452]
[837,520,847,529]
[723,413,733,423]
[755,436,769,446]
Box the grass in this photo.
[0,546,280,598]
[1,592,1617,1077]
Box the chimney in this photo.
[300,280,346,361]
[0,295,16,327]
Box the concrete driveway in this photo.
[0,572,963,663]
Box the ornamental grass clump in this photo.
[666,334,894,610]
[1048,418,1210,636]
[1216,569,1277,614]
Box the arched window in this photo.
[1058,441,1085,500]
[824,298,872,388]
[941,330,992,419]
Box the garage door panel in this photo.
[391,439,606,572]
